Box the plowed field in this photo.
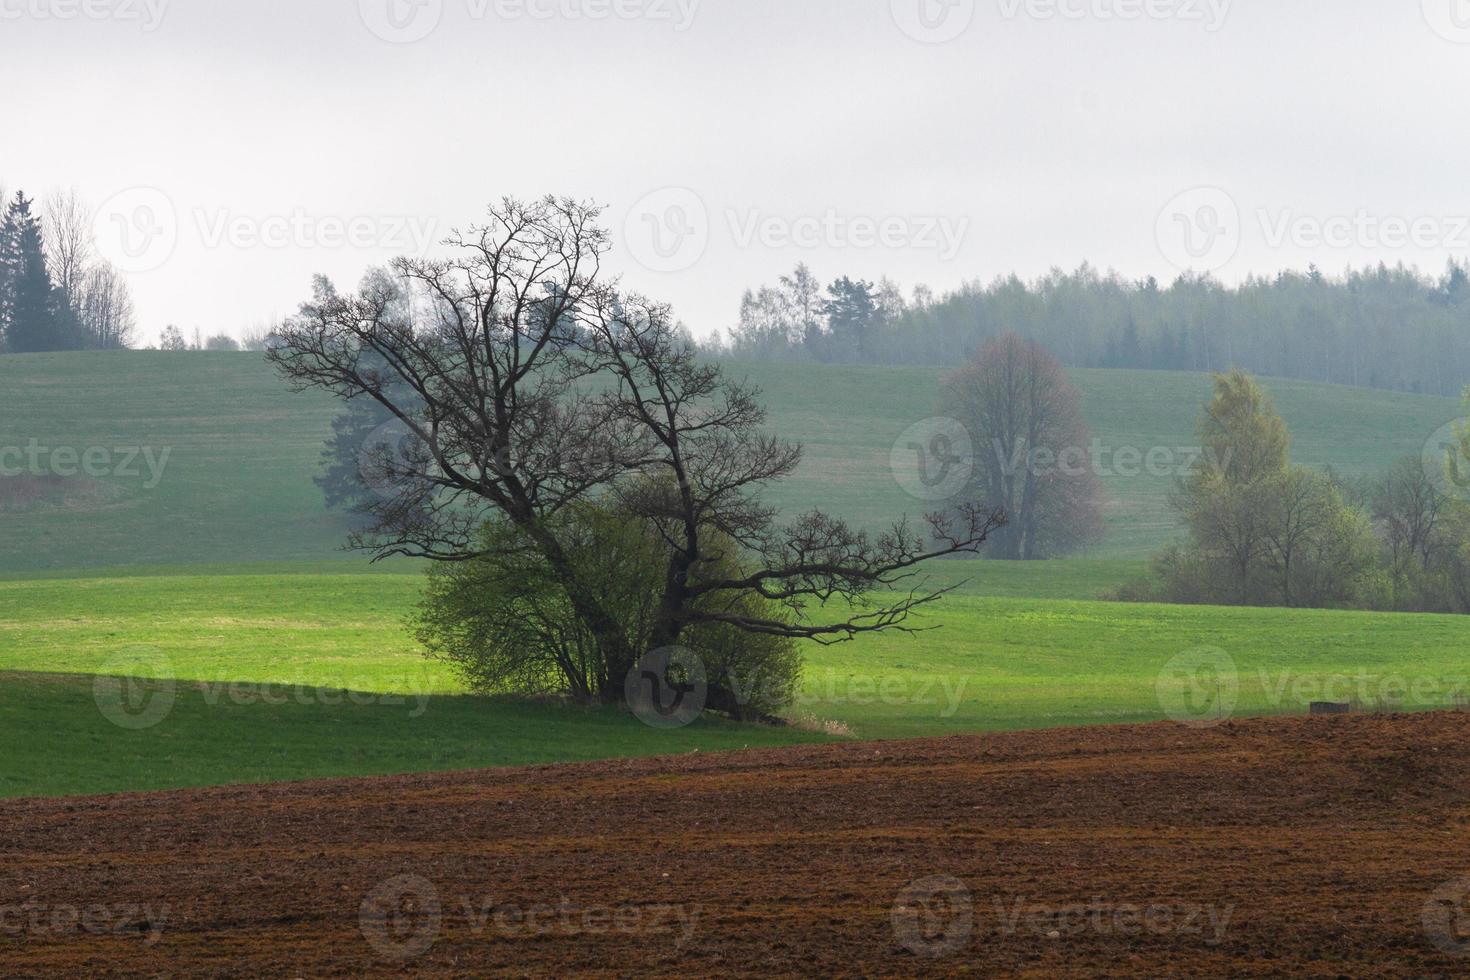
[5,712,1470,976]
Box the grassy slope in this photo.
[0,352,1458,570]
[1,353,1465,797]
[6,568,1470,797]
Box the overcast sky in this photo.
[3,0,1469,343]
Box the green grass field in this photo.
[2,352,1467,799]
[5,565,1470,797]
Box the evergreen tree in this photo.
[0,193,69,353]
[822,276,879,362]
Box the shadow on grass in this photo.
[0,671,826,800]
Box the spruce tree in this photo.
[0,193,70,353]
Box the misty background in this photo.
[2,0,1468,343]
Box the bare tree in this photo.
[941,333,1103,560]
[79,262,136,349]
[43,189,93,313]
[269,197,1001,701]
[1372,455,1444,572]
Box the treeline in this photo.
[1119,369,1470,614]
[715,261,1470,396]
[0,188,137,353]
[155,324,277,352]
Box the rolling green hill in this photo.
[6,567,1470,797]
[0,351,1460,572]
[3,352,1467,798]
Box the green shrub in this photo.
[413,502,803,719]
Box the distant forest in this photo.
[714,262,1470,397]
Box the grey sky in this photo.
[3,0,1468,343]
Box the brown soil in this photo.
[4,712,1470,977]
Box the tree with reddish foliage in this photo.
[942,333,1104,560]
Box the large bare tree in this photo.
[270,197,1001,701]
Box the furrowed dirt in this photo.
[4,712,1470,977]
